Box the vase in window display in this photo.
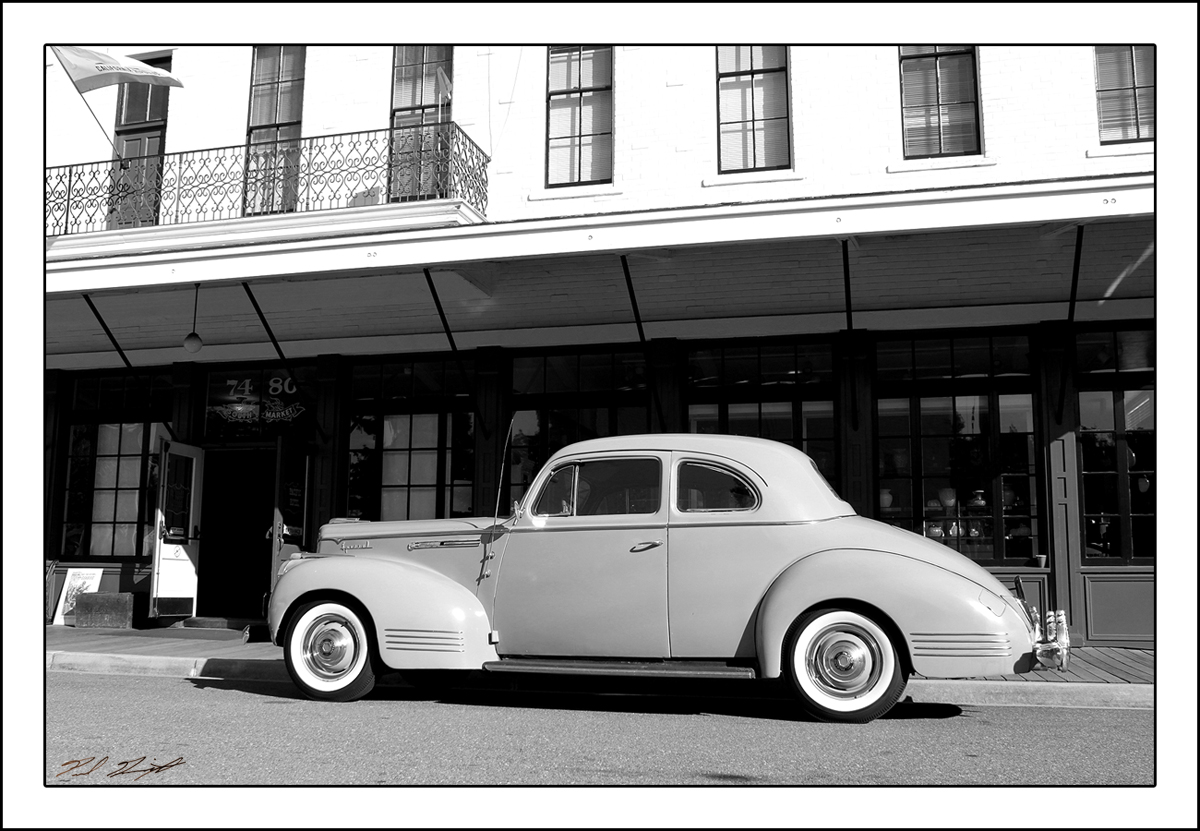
[937,487,956,509]
[879,489,893,509]
[1002,482,1017,508]
[968,490,986,508]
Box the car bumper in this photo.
[1031,609,1071,671]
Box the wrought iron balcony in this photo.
[45,122,489,237]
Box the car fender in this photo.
[756,548,1030,679]
[269,556,498,670]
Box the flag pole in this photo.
[51,47,122,160]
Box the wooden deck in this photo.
[918,647,1155,684]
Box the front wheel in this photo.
[784,608,907,723]
[284,600,376,701]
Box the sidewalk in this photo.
[45,624,1153,709]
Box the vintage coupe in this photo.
[268,434,1069,722]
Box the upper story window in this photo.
[533,459,661,517]
[247,46,306,215]
[392,46,453,127]
[678,462,758,512]
[1094,46,1154,143]
[716,46,790,173]
[546,46,613,187]
[899,46,980,159]
[116,56,171,131]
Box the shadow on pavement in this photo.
[186,673,962,721]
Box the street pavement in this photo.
[44,624,1154,710]
[44,670,1155,786]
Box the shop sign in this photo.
[206,367,315,440]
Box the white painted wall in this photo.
[45,45,1155,220]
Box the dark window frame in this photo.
[1074,327,1155,565]
[345,357,476,522]
[873,333,1042,567]
[715,46,792,174]
[245,45,307,215]
[545,45,614,188]
[1094,45,1155,144]
[898,45,982,160]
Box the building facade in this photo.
[44,45,1154,645]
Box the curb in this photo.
[47,651,1153,709]
[907,678,1153,709]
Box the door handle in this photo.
[630,540,663,553]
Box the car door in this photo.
[667,454,783,659]
[492,454,670,658]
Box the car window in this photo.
[677,462,758,512]
[534,458,661,517]
[533,465,576,517]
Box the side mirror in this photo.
[511,499,523,520]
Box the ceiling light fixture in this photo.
[183,282,203,353]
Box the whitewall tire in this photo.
[784,608,906,723]
[285,600,376,702]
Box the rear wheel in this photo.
[784,608,906,723]
[284,600,376,702]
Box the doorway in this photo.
[197,448,275,619]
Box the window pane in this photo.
[915,340,952,379]
[999,394,1034,433]
[1130,515,1155,559]
[937,54,975,104]
[955,395,988,435]
[1117,330,1154,372]
[535,466,575,516]
[954,338,990,377]
[689,404,718,434]
[1084,515,1120,557]
[719,76,753,123]
[1129,472,1154,514]
[97,423,121,455]
[940,102,979,153]
[280,45,305,81]
[678,463,757,511]
[380,488,407,521]
[802,401,835,439]
[118,457,142,488]
[1080,433,1117,472]
[549,95,580,139]
[548,137,580,184]
[1132,45,1154,86]
[1135,87,1154,138]
[580,133,613,181]
[761,402,793,442]
[409,487,437,520]
[90,524,114,557]
[249,83,277,127]
[877,398,910,436]
[276,80,304,123]
[1123,390,1154,430]
[718,45,752,74]
[1097,89,1138,142]
[920,397,954,435]
[115,490,139,522]
[756,119,790,167]
[993,336,1031,376]
[580,47,611,87]
[412,413,438,446]
[754,46,787,70]
[383,415,410,449]
[1094,46,1132,90]
[1083,473,1119,514]
[410,449,438,484]
[753,72,788,120]
[1079,392,1115,431]
[728,403,758,437]
[92,491,116,522]
[576,459,661,515]
[580,91,611,135]
[549,47,578,92]
[381,452,409,485]
[113,523,139,556]
[901,58,938,107]
[1126,432,1155,472]
[720,122,753,170]
[253,46,281,84]
[94,458,118,489]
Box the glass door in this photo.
[149,440,204,617]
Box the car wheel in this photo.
[284,600,376,702]
[784,608,906,723]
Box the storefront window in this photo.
[59,373,173,561]
[346,359,474,521]
[1076,330,1155,562]
[686,341,837,487]
[875,334,1038,565]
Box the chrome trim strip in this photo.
[406,537,482,551]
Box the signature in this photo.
[56,755,185,781]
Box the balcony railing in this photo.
[45,122,489,237]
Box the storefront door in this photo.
[150,440,205,617]
[270,437,311,594]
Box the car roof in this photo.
[543,433,856,522]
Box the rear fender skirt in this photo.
[756,549,1033,679]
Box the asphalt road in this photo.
[45,670,1153,787]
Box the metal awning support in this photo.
[242,281,329,443]
[620,254,666,433]
[1056,225,1086,423]
[423,268,491,439]
[840,239,859,431]
[82,293,133,368]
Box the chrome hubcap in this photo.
[805,624,883,700]
[302,613,358,680]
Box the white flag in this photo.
[51,45,183,92]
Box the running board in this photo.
[482,658,757,680]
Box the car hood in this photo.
[822,516,1017,600]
